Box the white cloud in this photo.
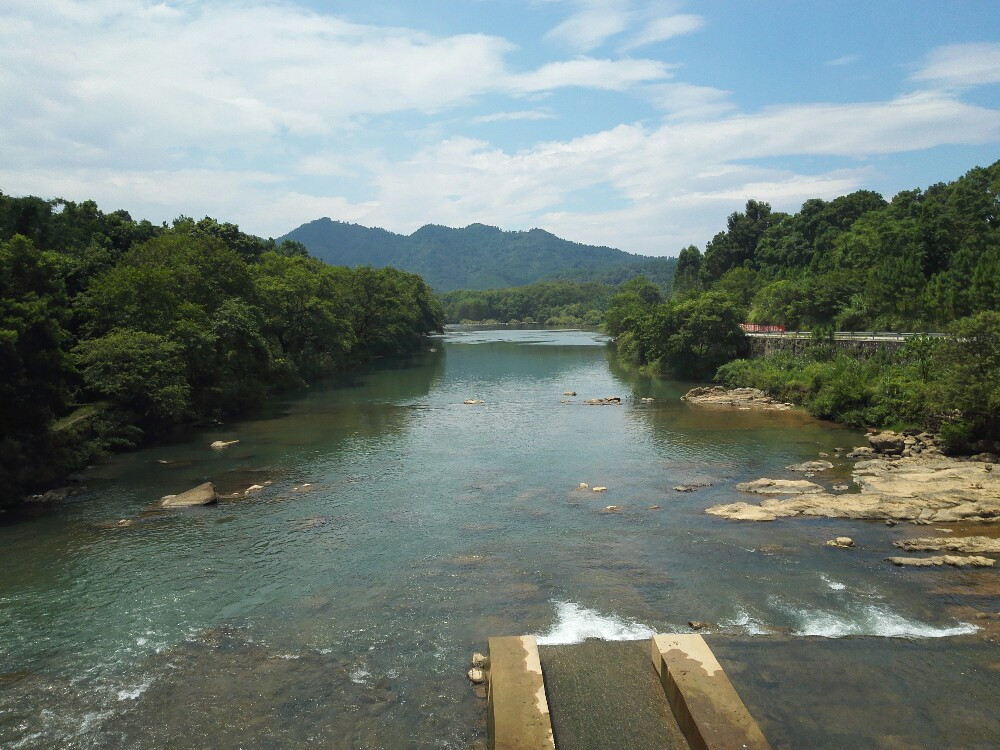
[911,42,1000,86]
[513,57,671,92]
[645,82,734,119]
[471,110,558,123]
[826,54,860,67]
[544,0,632,51]
[621,13,704,51]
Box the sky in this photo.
[2,1,999,256]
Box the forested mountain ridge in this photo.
[279,218,676,291]
[0,192,443,511]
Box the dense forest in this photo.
[281,218,676,291]
[0,193,443,510]
[607,161,1000,451]
[438,281,614,325]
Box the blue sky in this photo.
[2,1,998,255]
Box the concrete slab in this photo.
[487,635,555,750]
[651,634,772,750]
[539,640,690,750]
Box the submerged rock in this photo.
[680,386,793,410]
[735,478,823,495]
[161,482,218,508]
[210,440,239,450]
[786,460,834,472]
[886,555,995,568]
[583,396,621,405]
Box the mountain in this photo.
[279,218,675,291]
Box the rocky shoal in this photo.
[680,386,794,410]
[706,432,1000,525]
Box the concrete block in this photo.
[651,634,771,750]
[488,635,555,750]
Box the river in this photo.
[1,327,996,749]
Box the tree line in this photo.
[606,161,1000,451]
[1,193,443,509]
[438,280,614,325]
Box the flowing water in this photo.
[0,327,997,749]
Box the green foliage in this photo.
[717,311,1000,447]
[0,191,443,509]
[439,280,614,326]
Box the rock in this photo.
[25,486,74,504]
[673,482,712,492]
[885,520,897,526]
[706,453,1000,524]
[471,652,488,668]
[735,478,823,495]
[832,484,849,491]
[602,505,622,512]
[244,484,265,495]
[640,397,654,402]
[592,486,607,493]
[886,555,995,568]
[680,386,793,410]
[116,519,134,527]
[688,621,710,631]
[972,452,1000,464]
[818,452,829,458]
[463,399,485,405]
[786,460,834,472]
[577,482,589,489]
[161,482,218,508]
[847,446,875,458]
[467,667,486,684]
[893,536,1000,554]
[583,397,621,405]
[210,440,239,450]
[868,432,905,455]
[826,537,855,548]
[563,391,577,396]
[648,505,661,510]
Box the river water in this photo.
[0,327,996,749]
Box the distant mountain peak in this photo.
[278,218,665,291]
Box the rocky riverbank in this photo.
[706,431,1000,525]
[681,386,795,410]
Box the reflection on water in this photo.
[0,328,996,749]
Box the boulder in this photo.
[161,482,218,508]
[471,652,488,668]
[688,621,711,631]
[210,440,239,450]
[971,452,999,464]
[826,537,855,548]
[847,446,875,458]
[868,432,904,455]
[583,397,621,405]
[577,482,589,489]
[467,667,486,684]
[592,486,608,493]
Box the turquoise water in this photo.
[0,327,995,748]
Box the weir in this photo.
[745,330,944,359]
[486,634,771,750]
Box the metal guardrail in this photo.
[745,331,946,342]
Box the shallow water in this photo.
[0,327,996,748]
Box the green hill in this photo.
[279,218,675,291]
